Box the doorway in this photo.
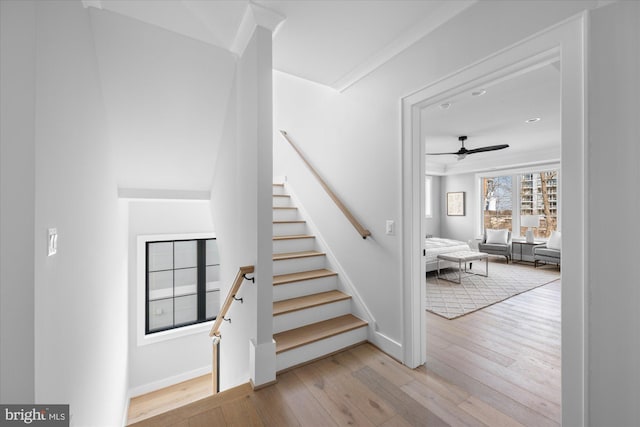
[401,15,587,426]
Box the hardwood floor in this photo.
[129,280,561,426]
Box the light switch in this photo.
[385,220,395,235]
[48,228,58,256]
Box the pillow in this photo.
[547,231,562,250]
[486,229,508,245]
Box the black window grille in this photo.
[145,238,220,334]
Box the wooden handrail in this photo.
[209,265,254,338]
[210,265,254,394]
[279,130,371,239]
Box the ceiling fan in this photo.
[427,136,509,160]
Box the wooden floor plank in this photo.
[312,358,397,425]
[401,379,485,427]
[274,371,338,427]
[353,366,449,427]
[187,407,224,427]
[293,362,377,426]
[249,382,301,427]
[458,395,526,427]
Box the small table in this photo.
[437,251,489,284]
[511,240,545,264]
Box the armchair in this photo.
[533,231,561,269]
[478,229,512,263]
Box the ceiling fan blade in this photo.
[466,144,509,154]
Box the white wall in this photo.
[31,1,128,425]
[274,2,595,354]
[439,174,477,242]
[587,1,640,425]
[210,26,275,390]
[127,200,214,392]
[0,0,36,404]
[89,7,236,192]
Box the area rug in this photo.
[426,261,560,319]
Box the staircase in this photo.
[271,183,368,372]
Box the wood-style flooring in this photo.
[129,279,561,426]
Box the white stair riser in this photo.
[276,326,368,372]
[273,209,299,221]
[273,256,326,275]
[273,299,351,334]
[273,222,307,236]
[273,276,337,302]
[273,196,294,207]
[272,186,287,196]
[273,237,315,253]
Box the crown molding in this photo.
[230,2,285,57]
[332,0,476,92]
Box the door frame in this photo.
[401,13,588,426]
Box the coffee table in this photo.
[437,251,489,284]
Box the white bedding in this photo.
[425,237,470,271]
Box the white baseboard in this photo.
[128,365,212,398]
[369,330,403,361]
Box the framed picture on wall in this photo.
[447,192,465,216]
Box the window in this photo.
[482,175,513,231]
[425,176,433,218]
[145,238,220,335]
[518,171,558,238]
[480,168,559,239]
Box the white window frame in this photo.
[475,164,561,239]
[137,232,217,346]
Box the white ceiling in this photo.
[86,0,475,91]
[422,62,561,175]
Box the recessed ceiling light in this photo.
[439,102,451,110]
[525,117,541,123]
[471,89,487,96]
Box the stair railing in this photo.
[209,265,255,394]
[279,130,371,239]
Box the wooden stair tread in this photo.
[274,314,367,354]
[272,194,290,198]
[273,250,325,261]
[273,234,315,241]
[273,268,336,285]
[272,183,284,186]
[273,220,306,224]
[273,290,350,316]
[273,206,297,210]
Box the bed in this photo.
[425,237,470,273]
